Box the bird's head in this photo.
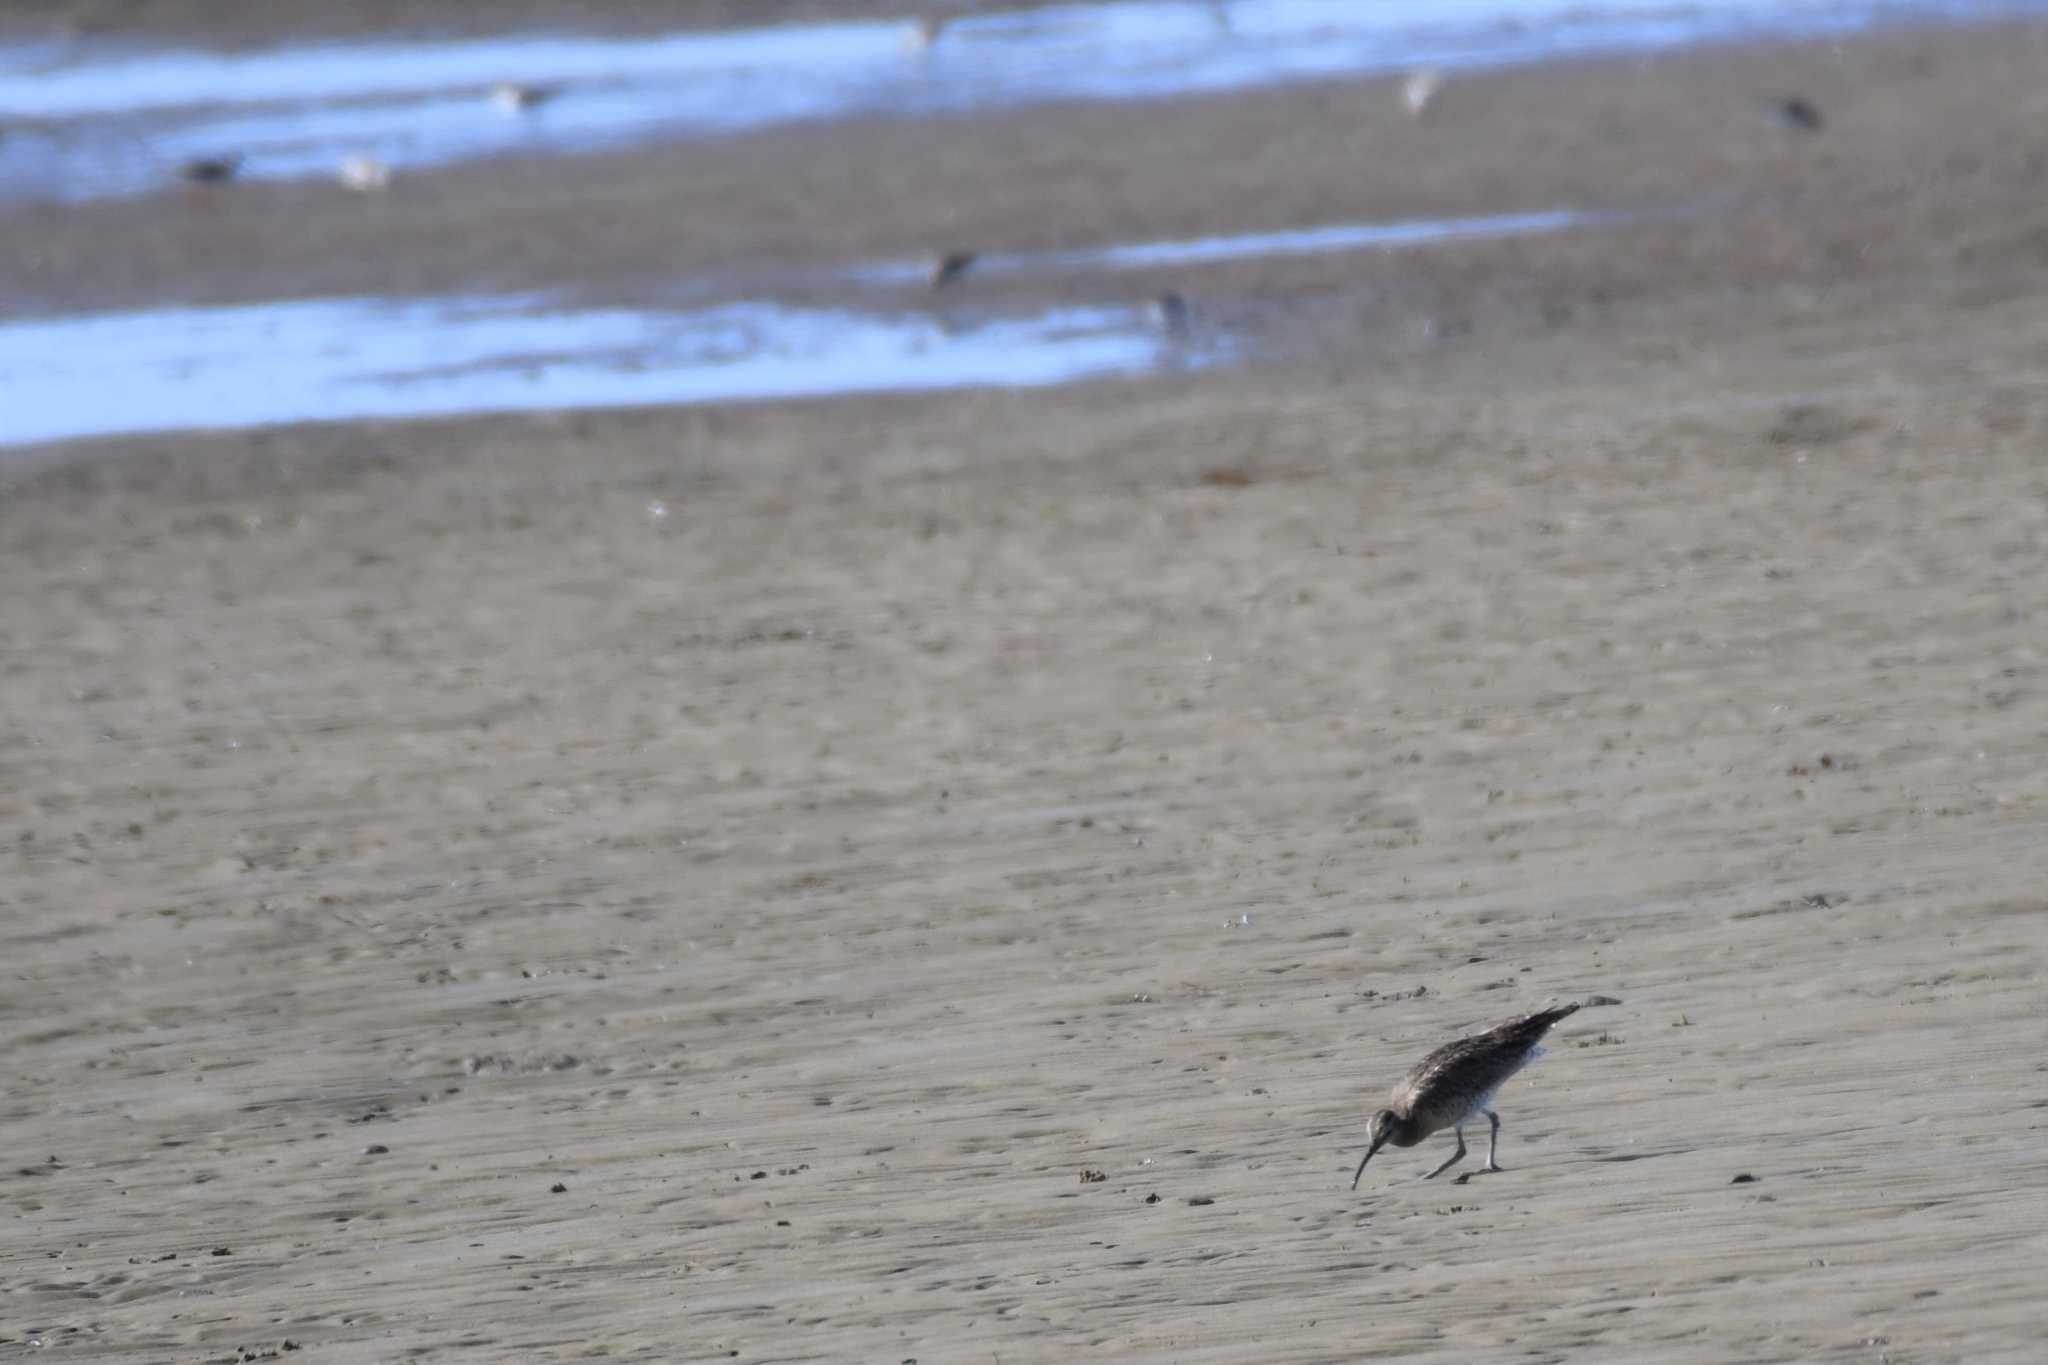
[1352,1109,1402,1188]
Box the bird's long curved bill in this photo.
[1351,1137,1385,1190]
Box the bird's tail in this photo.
[1500,1002,1580,1046]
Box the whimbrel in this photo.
[1352,1003,1577,1188]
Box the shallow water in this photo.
[0,296,1214,448]
[845,208,1607,285]
[0,0,2024,202]
[0,207,1610,447]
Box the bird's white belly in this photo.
[1456,1045,1545,1123]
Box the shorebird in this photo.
[927,250,977,289]
[901,16,948,52]
[491,82,559,115]
[1352,1003,1578,1188]
[337,155,391,192]
[177,154,241,184]
[1768,96,1824,132]
[1402,69,1444,119]
[1148,291,1190,334]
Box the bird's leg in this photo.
[1482,1110,1503,1172]
[1423,1125,1467,1180]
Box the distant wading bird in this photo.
[1147,290,1190,334]
[178,154,241,184]
[1352,1003,1578,1187]
[927,250,977,289]
[901,16,947,52]
[337,155,391,192]
[491,82,559,115]
[1768,96,1824,132]
[1402,68,1444,118]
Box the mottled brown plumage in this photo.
[1352,1003,1578,1188]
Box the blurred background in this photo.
[8,3,2048,1362]
[7,0,2038,444]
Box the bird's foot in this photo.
[1422,1146,1469,1181]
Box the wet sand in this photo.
[7,14,2048,1365]
[11,19,2048,315]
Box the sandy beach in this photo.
[6,9,2048,1363]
